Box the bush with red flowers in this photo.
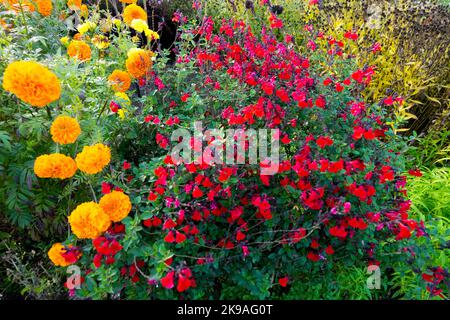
[65,13,446,300]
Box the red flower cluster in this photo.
[93,236,123,268]
[161,267,196,292]
[422,267,448,298]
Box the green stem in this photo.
[17,0,30,38]
[97,100,108,123]
[88,180,98,202]
[46,106,52,120]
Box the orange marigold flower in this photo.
[50,115,81,144]
[123,4,147,26]
[67,40,91,61]
[68,202,111,239]
[4,0,35,12]
[99,191,132,222]
[36,0,52,16]
[48,243,73,267]
[67,0,82,10]
[125,48,153,79]
[34,153,78,179]
[2,61,61,107]
[75,143,111,174]
[108,70,131,92]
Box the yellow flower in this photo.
[2,61,61,108]
[60,36,70,46]
[50,115,81,144]
[131,35,141,45]
[77,21,96,35]
[125,48,153,79]
[130,18,148,33]
[92,35,110,49]
[36,0,52,16]
[75,143,111,174]
[128,19,159,40]
[67,40,91,61]
[108,70,131,92]
[68,202,111,239]
[114,92,131,107]
[120,0,137,3]
[117,109,127,119]
[123,4,147,26]
[34,154,78,179]
[48,243,72,267]
[112,18,121,28]
[144,28,160,40]
[99,191,132,222]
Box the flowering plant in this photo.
[49,8,445,299]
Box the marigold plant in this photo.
[68,202,111,239]
[2,60,61,107]
[35,0,52,17]
[125,48,153,79]
[50,116,81,144]
[108,70,131,92]
[123,4,147,26]
[34,153,77,179]
[67,40,92,61]
[99,191,132,222]
[75,143,111,174]
[48,243,80,267]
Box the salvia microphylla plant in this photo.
[3,1,447,299]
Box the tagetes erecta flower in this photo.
[130,18,148,33]
[48,243,71,267]
[144,28,160,41]
[108,70,131,92]
[123,4,147,26]
[67,0,82,10]
[99,191,132,222]
[129,19,160,40]
[2,61,61,107]
[77,21,96,35]
[92,35,110,50]
[67,40,91,61]
[68,202,111,239]
[75,143,111,174]
[4,0,35,12]
[48,243,81,267]
[36,0,52,16]
[34,154,77,179]
[125,48,153,78]
[60,36,70,46]
[50,116,81,144]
